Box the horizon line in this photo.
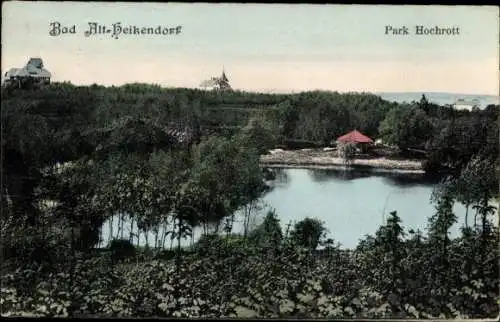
[38,81,499,97]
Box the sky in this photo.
[2,2,499,95]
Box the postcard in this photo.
[1,1,499,319]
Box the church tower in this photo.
[199,67,232,91]
[217,67,231,91]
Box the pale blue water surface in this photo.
[100,168,497,249]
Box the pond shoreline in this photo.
[260,149,426,174]
[262,163,426,174]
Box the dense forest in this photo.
[1,83,498,318]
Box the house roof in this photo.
[27,58,44,69]
[5,58,51,78]
[336,130,373,144]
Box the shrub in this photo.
[193,234,224,254]
[108,239,136,262]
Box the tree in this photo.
[237,117,278,155]
[276,99,300,140]
[172,135,268,239]
[428,186,457,280]
[289,217,327,250]
[379,105,433,150]
[338,142,356,166]
[426,114,499,173]
[417,94,430,114]
[248,209,283,251]
[372,211,406,294]
[453,155,498,229]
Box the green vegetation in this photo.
[338,142,356,166]
[1,84,498,318]
[379,103,433,150]
[1,211,498,318]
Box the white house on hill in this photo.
[3,58,51,88]
[452,98,480,111]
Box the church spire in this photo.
[221,66,228,82]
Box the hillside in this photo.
[1,83,397,144]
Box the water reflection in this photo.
[265,168,291,188]
[381,173,442,188]
[306,167,443,187]
[307,168,373,182]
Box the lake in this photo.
[99,167,497,250]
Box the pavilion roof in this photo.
[336,129,373,144]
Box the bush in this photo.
[193,234,223,253]
[193,233,253,258]
[108,239,136,262]
[422,158,447,174]
[1,225,72,267]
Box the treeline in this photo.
[3,83,497,161]
[379,95,499,173]
[0,83,401,141]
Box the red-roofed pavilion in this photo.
[336,130,373,144]
[335,130,374,153]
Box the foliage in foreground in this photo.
[1,220,498,319]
